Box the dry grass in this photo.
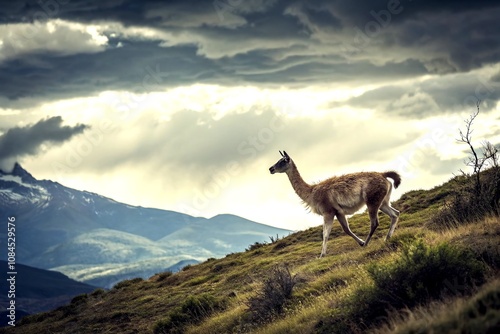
[372,278,500,334]
[8,175,500,334]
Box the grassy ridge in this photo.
[4,174,500,334]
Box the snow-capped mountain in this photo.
[0,163,291,288]
[0,163,50,209]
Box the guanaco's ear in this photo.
[283,151,290,159]
[279,150,284,157]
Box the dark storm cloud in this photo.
[0,41,427,104]
[308,0,500,73]
[335,71,500,118]
[0,0,275,26]
[0,0,499,112]
[0,116,88,165]
[0,42,217,102]
[327,0,500,26]
[0,0,150,25]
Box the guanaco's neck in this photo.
[286,161,313,204]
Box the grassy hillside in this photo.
[4,174,500,334]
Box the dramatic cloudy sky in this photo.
[1,0,500,231]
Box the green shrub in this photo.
[154,293,227,334]
[385,231,421,250]
[432,191,489,228]
[211,260,242,273]
[383,279,500,334]
[272,239,292,251]
[368,240,487,309]
[18,311,52,325]
[431,167,500,229]
[472,240,500,270]
[246,265,297,323]
[113,277,143,289]
[155,271,173,281]
[246,241,267,251]
[90,288,106,297]
[57,294,89,318]
[316,239,489,333]
[69,293,89,307]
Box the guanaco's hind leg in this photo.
[380,203,400,240]
[336,213,365,247]
[364,206,380,246]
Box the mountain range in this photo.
[0,163,291,289]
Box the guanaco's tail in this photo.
[383,171,401,189]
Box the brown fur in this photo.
[270,151,401,257]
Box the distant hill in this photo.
[0,163,292,289]
[0,260,97,327]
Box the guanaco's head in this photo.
[269,151,292,174]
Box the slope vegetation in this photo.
[4,174,500,334]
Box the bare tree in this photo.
[432,101,500,227]
[457,100,500,213]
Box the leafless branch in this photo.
[458,101,482,175]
